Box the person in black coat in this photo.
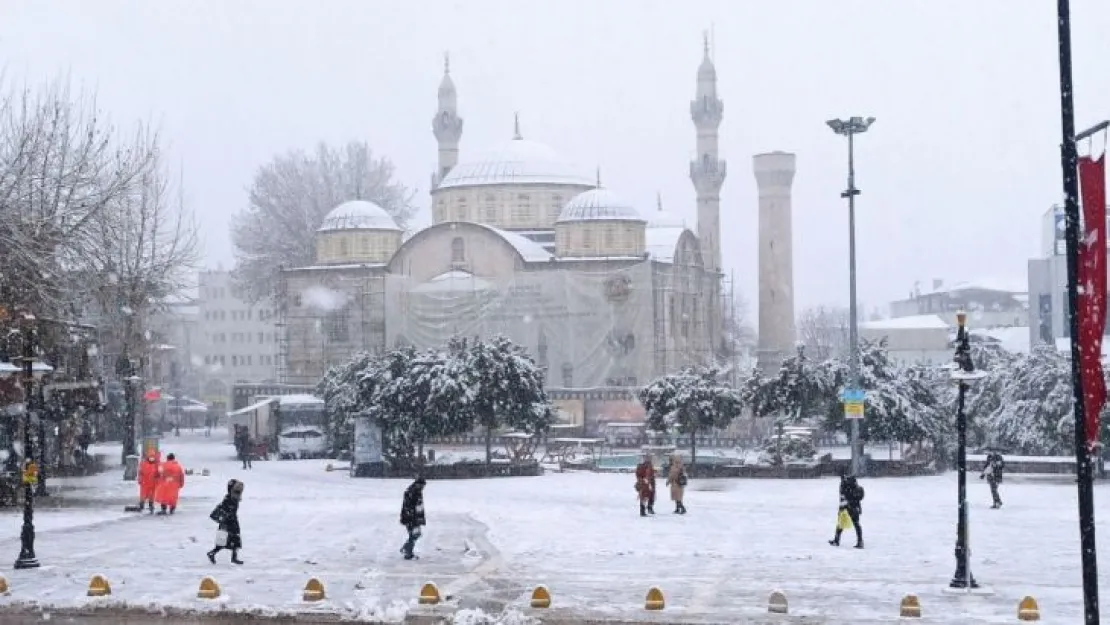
[829,473,865,549]
[207,479,244,565]
[399,477,426,560]
[980,451,1005,508]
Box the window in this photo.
[258,332,264,344]
[232,355,238,366]
[293,294,302,307]
[451,237,466,263]
[204,356,210,365]
[339,237,350,256]
[325,309,350,342]
[247,355,252,366]
[582,228,594,251]
[603,227,615,250]
[361,236,372,254]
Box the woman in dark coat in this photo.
[400,476,426,560]
[207,479,244,564]
[829,474,865,549]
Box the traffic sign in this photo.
[844,401,865,420]
[840,388,866,403]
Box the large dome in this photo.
[557,188,645,223]
[436,137,594,191]
[317,200,400,232]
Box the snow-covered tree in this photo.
[316,351,381,452]
[639,366,742,466]
[739,366,776,418]
[230,141,416,301]
[461,336,555,469]
[986,345,1074,455]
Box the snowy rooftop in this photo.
[317,200,401,232]
[861,314,949,330]
[474,223,554,262]
[412,270,494,294]
[556,188,646,224]
[913,279,1028,297]
[645,226,686,263]
[435,136,594,191]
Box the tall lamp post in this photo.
[15,315,41,570]
[827,116,875,477]
[949,311,986,589]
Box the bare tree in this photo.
[0,78,157,317]
[797,305,851,361]
[231,141,417,301]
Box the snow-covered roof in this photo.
[317,200,401,232]
[412,270,494,294]
[645,226,686,263]
[971,327,1030,354]
[473,224,554,262]
[919,280,1027,296]
[861,314,949,330]
[277,393,324,406]
[435,137,594,190]
[557,188,645,224]
[227,398,275,417]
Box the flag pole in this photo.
[1056,1,1100,622]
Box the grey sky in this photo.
[1,0,1108,315]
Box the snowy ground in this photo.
[0,431,1103,623]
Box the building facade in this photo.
[889,279,1027,329]
[197,270,280,386]
[279,40,727,390]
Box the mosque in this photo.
[278,38,739,431]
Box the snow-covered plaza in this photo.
[0,431,1104,624]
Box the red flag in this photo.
[1077,154,1107,448]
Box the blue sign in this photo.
[840,389,866,403]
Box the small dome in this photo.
[557,189,645,223]
[317,200,400,232]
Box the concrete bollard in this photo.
[1017,596,1040,621]
[418,582,441,605]
[768,590,788,614]
[87,575,111,597]
[303,577,325,602]
[197,576,221,599]
[530,585,551,609]
[899,594,921,618]
[644,586,664,611]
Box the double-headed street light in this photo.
[827,116,876,477]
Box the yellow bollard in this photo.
[303,577,326,602]
[768,590,788,614]
[0,575,9,595]
[1017,596,1040,621]
[899,594,922,618]
[644,586,664,610]
[197,576,221,600]
[418,582,441,605]
[530,585,551,609]
[87,575,111,597]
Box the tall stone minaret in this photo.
[690,32,726,276]
[753,151,798,373]
[431,53,463,190]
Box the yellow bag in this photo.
[837,508,853,530]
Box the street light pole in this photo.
[950,311,985,589]
[15,316,39,570]
[827,116,876,477]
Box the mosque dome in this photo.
[557,188,645,223]
[435,137,593,191]
[317,200,401,232]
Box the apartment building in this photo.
[198,270,279,385]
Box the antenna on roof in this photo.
[596,166,602,188]
[513,112,522,140]
[703,30,709,57]
[444,51,450,75]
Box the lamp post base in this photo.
[950,549,978,589]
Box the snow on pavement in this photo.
[0,431,1104,623]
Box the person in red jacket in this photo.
[137,453,160,514]
[635,452,656,517]
[155,453,185,515]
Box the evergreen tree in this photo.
[639,366,742,467]
[987,345,1074,455]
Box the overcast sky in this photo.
[1,0,1108,316]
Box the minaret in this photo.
[753,151,798,373]
[689,32,726,275]
[431,53,463,190]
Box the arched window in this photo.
[451,237,465,263]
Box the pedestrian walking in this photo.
[665,453,688,514]
[980,451,1005,508]
[155,453,185,515]
[399,477,426,560]
[828,473,865,549]
[635,452,656,517]
[137,453,160,514]
[207,479,244,565]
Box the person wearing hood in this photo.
[154,453,185,515]
[829,473,865,549]
[665,453,688,514]
[137,453,160,514]
[635,453,656,517]
[207,479,244,564]
[400,476,426,560]
[980,451,1005,508]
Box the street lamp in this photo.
[949,311,987,590]
[14,315,43,570]
[29,360,52,498]
[827,115,876,477]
